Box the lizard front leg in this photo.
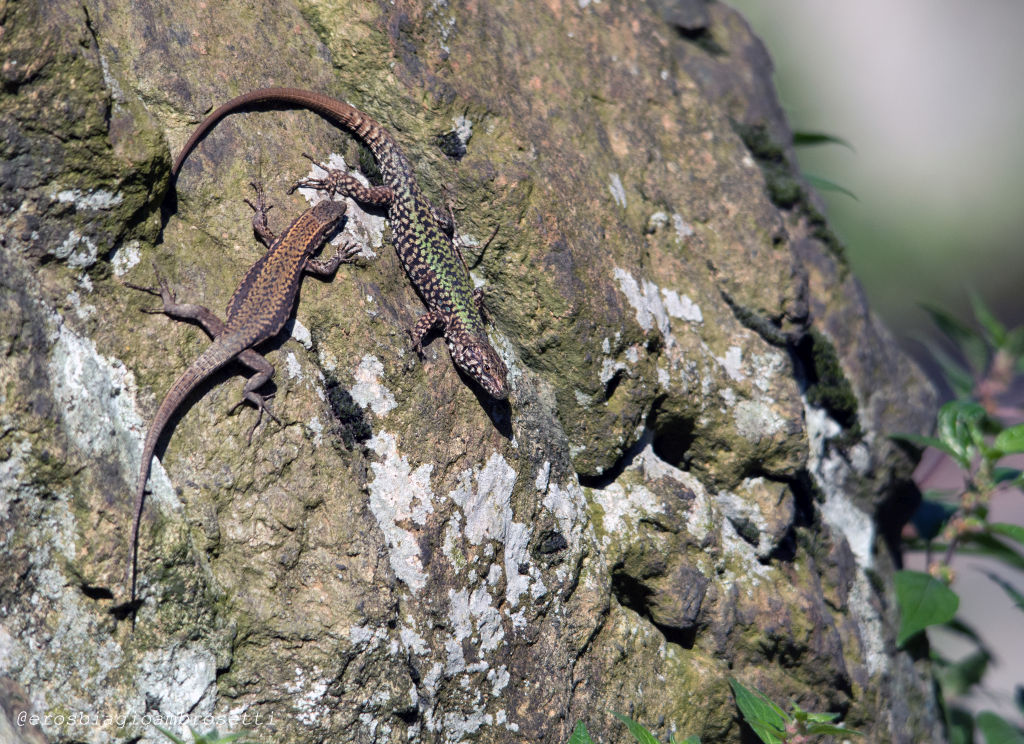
[304,240,362,277]
[245,181,276,247]
[291,153,394,208]
[409,310,443,356]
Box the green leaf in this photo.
[612,713,662,744]
[990,523,1024,549]
[984,571,1024,611]
[889,432,961,462]
[923,304,991,375]
[946,705,975,744]
[937,649,991,696]
[1005,326,1024,359]
[969,291,1008,347]
[995,425,1024,456]
[792,131,855,150]
[946,533,1024,572]
[803,711,839,723]
[790,702,840,725]
[976,711,1024,744]
[994,467,1024,484]
[729,678,789,744]
[894,570,960,646]
[568,721,596,744]
[804,173,858,200]
[805,722,863,737]
[926,343,976,398]
[936,400,989,468]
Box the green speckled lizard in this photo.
[172,87,509,400]
[126,184,357,602]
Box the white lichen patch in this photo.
[608,173,627,208]
[848,569,887,676]
[732,399,787,440]
[53,231,100,269]
[66,290,95,320]
[750,350,787,393]
[820,488,874,569]
[307,415,323,447]
[448,454,517,546]
[534,461,551,492]
[288,318,313,349]
[647,211,670,232]
[49,318,181,517]
[657,366,671,389]
[488,666,510,696]
[365,432,435,592]
[599,357,627,387]
[612,268,671,338]
[350,355,396,417]
[542,480,587,546]
[112,240,141,276]
[449,586,505,653]
[285,351,303,380]
[400,623,429,656]
[633,445,715,542]
[716,345,745,382]
[672,213,694,242]
[348,624,376,646]
[297,153,385,255]
[55,188,124,210]
[452,115,473,150]
[804,404,875,569]
[589,480,664,544]
[448,454,534,606]
[661,287,702,323]
[719,519,773,587]
[136,644,217,733]
[441,709,494,740]
[285,666,331,726]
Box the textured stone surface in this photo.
[0,0,940,742]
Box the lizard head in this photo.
[449,337,509,400]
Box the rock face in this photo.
[0,1,940,742]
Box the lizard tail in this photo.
[128,338,240,604]
[172,87,389,177]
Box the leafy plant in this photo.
[893,294,1024,741]
[792,129,858,201]
[567,715,699,744]
[729,678,859,743]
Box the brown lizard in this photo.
[171,87,509,400]
[126,183,358,602]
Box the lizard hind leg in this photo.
[228,348,282,444]
[126,262,227,338]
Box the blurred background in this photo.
[725,0,1024,730]
[727,0,1024,350]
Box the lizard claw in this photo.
[338,241,362,263]
[246,182,276,246]
[230,393,282,445]
[126,261,177,311]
